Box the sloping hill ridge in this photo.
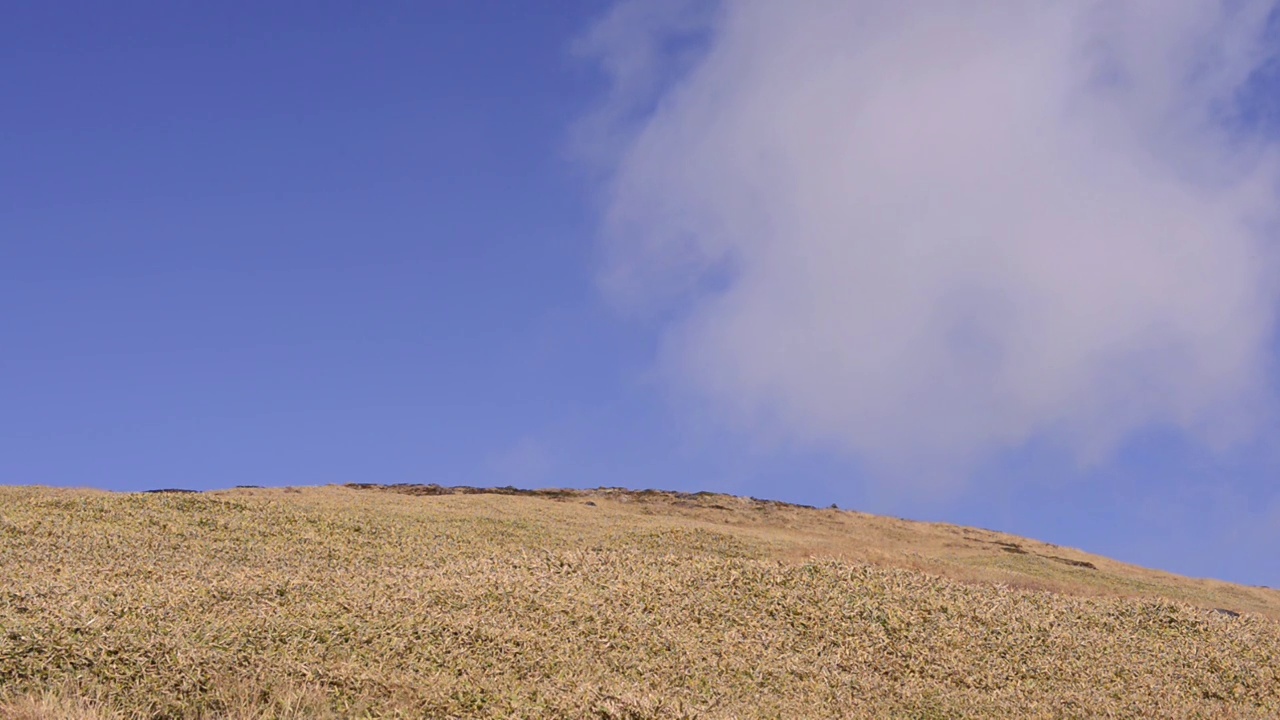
[347,483,1280,619]
[0,483,1277,719]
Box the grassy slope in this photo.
[0,484,1277,719]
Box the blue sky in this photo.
[4,2,1279,587]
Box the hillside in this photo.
[1,484,1277,719]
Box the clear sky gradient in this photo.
[4,2,1279,587]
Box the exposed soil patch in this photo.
[1044,555,1098,570]
[977,538,1097,570]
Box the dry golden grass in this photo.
[1,483,1278,719]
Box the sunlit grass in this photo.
[1,484,1277,718]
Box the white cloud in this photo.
[581,1,1280,487]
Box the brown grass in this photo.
[1,484,1277,718]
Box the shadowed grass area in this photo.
[1,484,1277,718]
